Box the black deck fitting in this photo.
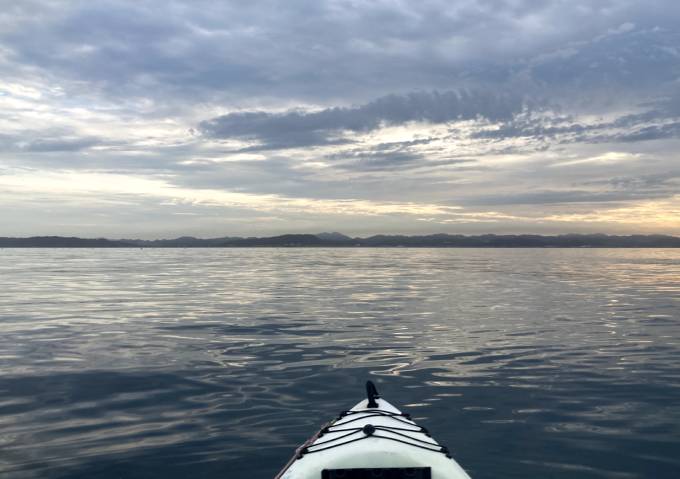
[366,381,380,408]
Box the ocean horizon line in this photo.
[2,233,680,248]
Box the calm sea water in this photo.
[0,248,679,479]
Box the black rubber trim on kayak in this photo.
[322,467,431,479]
[366,381,380,408]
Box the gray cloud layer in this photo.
[5,1,680,105]
[1,0,680,236]
[200,90,529,148]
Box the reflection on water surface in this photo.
[0,248,679,478]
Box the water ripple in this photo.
[0,248,679,478]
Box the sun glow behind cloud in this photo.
[0,170,462,217]
[545,196,680,232]
[3,168,678,236]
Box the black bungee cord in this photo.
[297,381,453,460]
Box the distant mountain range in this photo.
[1,233,680,248]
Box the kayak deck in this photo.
[276,382,471,479]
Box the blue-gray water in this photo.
[1,248,679,478]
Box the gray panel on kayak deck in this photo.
[321,467,431,479]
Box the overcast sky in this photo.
[1,0,679,238]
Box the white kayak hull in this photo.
[276,383,471,479]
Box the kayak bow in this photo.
[275,381,471,479]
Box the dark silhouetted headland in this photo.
[2,233,680,247]
[0,236,131,248]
